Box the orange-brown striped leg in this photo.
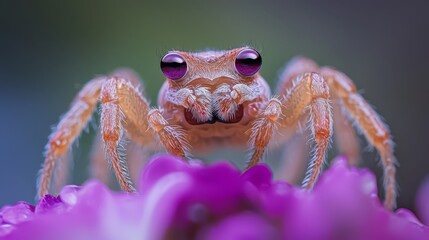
[89,68,146,185]
[100,76,151,193]
[275,73,332,189]
[270,57,319,183]
[282,73,332,188]
[38,77,105,197]
[248,73,332,190]
[100,76,189,192]
[147,109,190,158]
[321,67,396,209]
[247,98,282,169]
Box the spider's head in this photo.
[158,47,270,125]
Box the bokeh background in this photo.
[1,0,428,213]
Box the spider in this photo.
[37,47,397,209]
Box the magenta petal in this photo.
[417,177,429,225]
[0,202,34,224]
[1,154,429,239]
[177,162,245,216]
[389,209,429,240]
[395,208,426,228]
[139,154,196,194]
[59,185,81,206]
[0,224,14,237]
[141,172,193,240]
[241,164,272,190]
[5,180,117,240]
[303,157,382,239]
[259,181,294,220]
[35,195,66,214]
[282,193,331,239]
[198,212,279,240]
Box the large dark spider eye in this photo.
[235,49,262,76]
[160,53,187,80]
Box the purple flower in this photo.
[417,177,429,226]
[1,154,428,240]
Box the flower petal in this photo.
[198,212,280,240]
[417,177,429,225]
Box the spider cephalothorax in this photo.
[38,47,397,209]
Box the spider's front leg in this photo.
[100,77,190,192]
[38,74,189,198]
[248,73,332,188]
[90,68,158,187]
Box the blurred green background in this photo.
[1,0,428,213]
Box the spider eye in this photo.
[160,53,187,80]
[235,49,262,76]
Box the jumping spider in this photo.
[37,47,396,209]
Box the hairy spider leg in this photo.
[248,73,332,195]
[321,66,396,209]
[90,69,151,187]
[38,72,190,197]
[38,77,105,197]
[277,57,361,166]
[100,77,189,193]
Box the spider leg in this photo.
[248,73,332,191]
[271,57,319,183]
[100,76,190,193]
[277,57,361,165]
[147,108,190,157]
[38,77,105,197]
[247,56,318,168]
[321,67,396,209]
[89,68,151,186]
